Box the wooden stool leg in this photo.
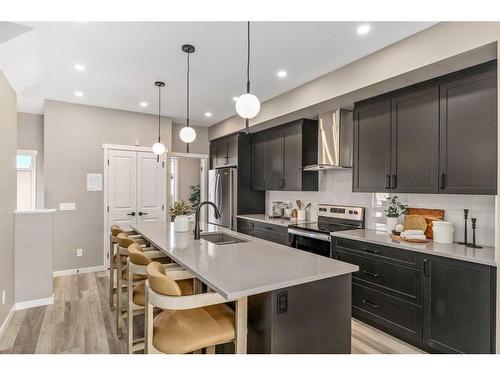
[109,239,115,311]
[206,346,216,354]
[127,267,134,353]
[116,256,123,338]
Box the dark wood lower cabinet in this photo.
[236,218,289,246]
[422,255,496,353]
[332,237,496,353]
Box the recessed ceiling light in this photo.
[232,97,238,102]
[139,101,148,108]
[74,64,86,72]
[205,112,212,117]
[277,70,287,78]
[74,91,84,97]
[357,24,371,35]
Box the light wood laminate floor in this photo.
[0,272,425,354]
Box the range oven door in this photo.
[288,228,332,258]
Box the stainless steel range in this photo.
[288,204,365,258]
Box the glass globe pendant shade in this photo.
[179,126,196,143]
[152,142,166,155]
[235,93,260,119]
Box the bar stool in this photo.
[109,225,145,311]
[127,244,194,353]
[145,261,237,354]
[116,232,158,337]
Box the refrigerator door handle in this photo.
[229,169,233,230]
[213,173,219,220]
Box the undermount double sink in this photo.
[200,232,247,245]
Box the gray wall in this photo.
[0,70,17,327]
[44,100,172,271]
[172,123,209,154]
[176,157,200,203]
[17,112,45,209]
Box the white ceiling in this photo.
[0,22,436,126]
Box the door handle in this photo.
[385,175,391,190]
[423,258,430,277]
[362,299,379,308]
[127,212,136,216]
[440,173,446,190]
[362,270,379,278]
[138,211,148,216]
[391,174,397,189]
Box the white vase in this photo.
[174,215,190,232]
[386,217,399,234]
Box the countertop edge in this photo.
[332,230,497,267]
[236,214,314,228]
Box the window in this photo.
[17,150,37,210]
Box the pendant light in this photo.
[152,81,166,160]
[180,44,197,152]
[235,21,260,134]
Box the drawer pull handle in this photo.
[363,248,378,254]
[362,299,379,308]
[264,226,275,231]
[362,270,379,278]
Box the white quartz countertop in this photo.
[236,214,315,227]
[333,229,497,267]
[131,222,358,300]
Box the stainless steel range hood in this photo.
[303,108,353,171]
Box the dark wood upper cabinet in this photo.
[439,65,497,194]
[353,98,391,192]
[251,131,268,190]
[267,126,285,190]
[251,119,318,192]
[209,134,238,169]
[422,255,495,354]
[391,86,439,193]
[353,60,497,195]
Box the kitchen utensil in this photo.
[432,221,455,244]
[297,210,306,221]
[296,200,302,210]
[391,234,429,243]
[403,214,427,232]
[305,203,312,210]
[466,218,483,249]
[458,209,469,245]
[406,207,445,239]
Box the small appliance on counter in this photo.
[270,201,287,218]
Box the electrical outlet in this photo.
[2,290,6,305]
[77,248,83,257]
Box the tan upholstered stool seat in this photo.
[152,304,235,354]
[122,270,147,282]
[133,279,194,306]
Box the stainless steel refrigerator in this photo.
[208,167,237,229]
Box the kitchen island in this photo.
[131,221,359,354]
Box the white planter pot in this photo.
[174,215,190,232]
[386,217,399,234]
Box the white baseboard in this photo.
[15,295,54,311]
[0,305,15,341]
[53,265,107,277]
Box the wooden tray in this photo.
[391,234,429,243]
[406,207,445,239]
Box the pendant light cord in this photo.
[246,21,250,94]
[158,85,161,142]
[186,51,190,128]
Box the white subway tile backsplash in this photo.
[267,169,496,246]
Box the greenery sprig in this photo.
[384,195,408,218]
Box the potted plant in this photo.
[170,200,193,232]
[384,195,408,234]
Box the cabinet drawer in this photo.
[334,238,420,269]
[353,283,422,343]
[335,250,422,305]
[252,221,289,246]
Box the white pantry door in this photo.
[108,149,138,231]
[136,151,164,224]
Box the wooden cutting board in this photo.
[406,207,445,239]
[391,234,429,243]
